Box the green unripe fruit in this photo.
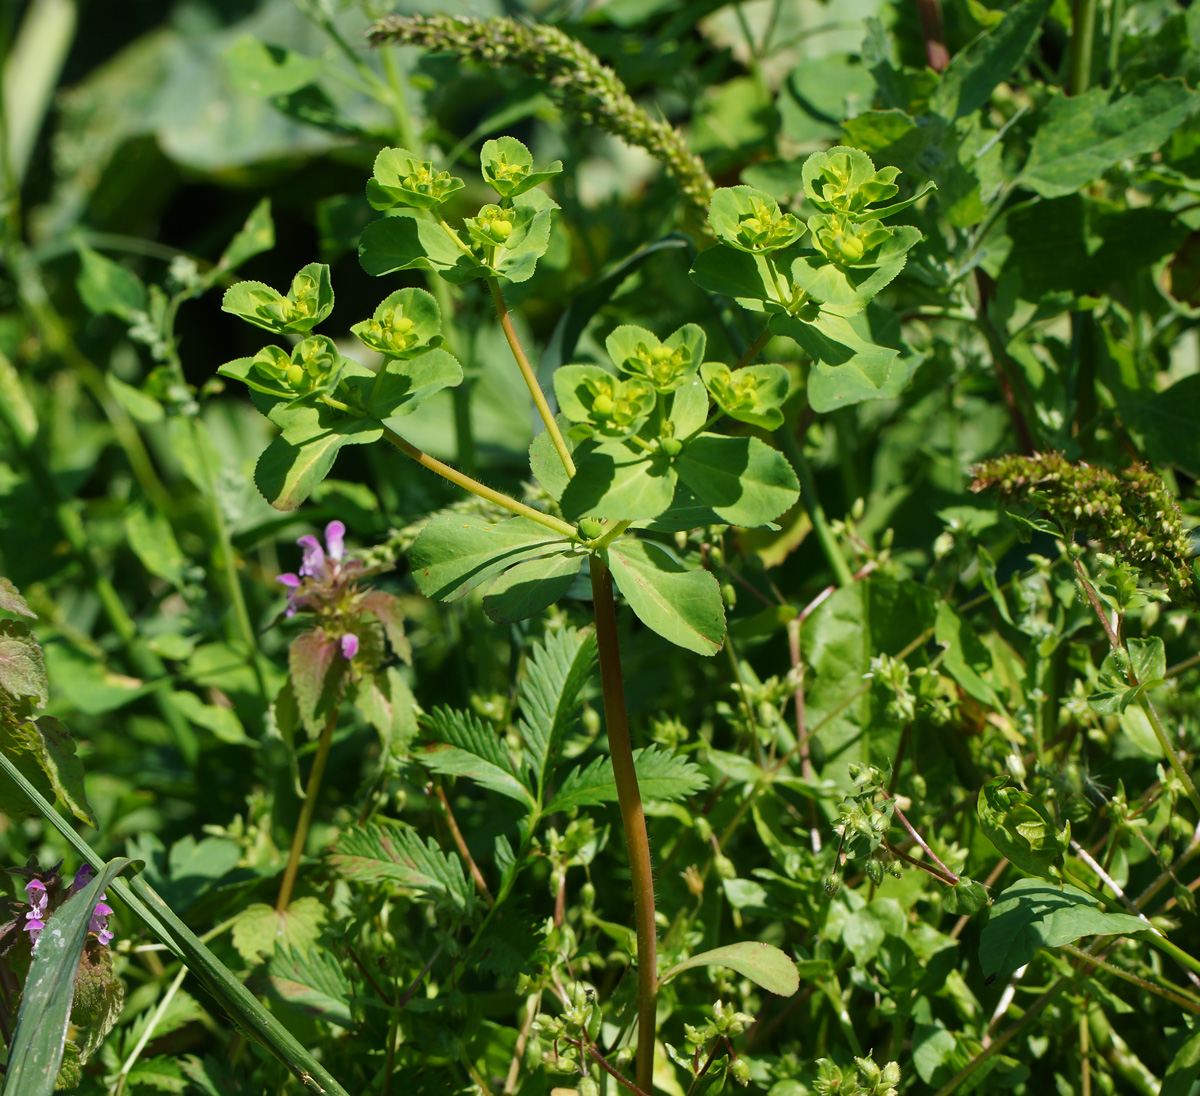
[286,364,305,388]
[721,583,737,608]
[730,1057,751,1086]
[578,517,604,540]
[659,437,683,457]
[492,219,513,241]
[591,393,615,417]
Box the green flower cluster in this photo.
[971,451,1194,598]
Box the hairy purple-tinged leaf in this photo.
[0,618,47,706]
[0,577,34,617]
[264,946,352,1028]
[288,630,340,738]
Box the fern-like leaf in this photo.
[546,745,707,814]
[517,626,597,800]
[329,819,477,915]
[421,706,535,807]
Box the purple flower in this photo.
[89,896,114,947]
[340,633,359,660]
[24,880,47,940]
[70,864,94,894]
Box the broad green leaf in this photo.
[357,666,420,761]
[5,857,134,1096]
[1128,635,1166,687]
[254,395,384,512]
[772,305,922,412]
[979,877,1148,982]
[409,514,570,601]
[669,375,711,437]
[420,706,536,807]
[561,442,677,521]
[480,135,562,198]
[219,197,274,271]
[607,539,725,655]
[124,503,188,588]
[358,212,484,282]
[689,244,787,311]
[674,434,799,528]
[546,745,708,813]
[529,415,577,502]
[660,942,800,996]
[265,946,353,1029]
[934,602,1002,708]
[231,897,327,963]
[977,776,1069,883]
[1022,79,1200,198]
[171,690,251,746]
[927,0,1051,122]
[802,577,937,784]
[0,617,47,705]
[370,349,463,422]
[942,878,990,915]
[1122,373,1200,477]
[224,36,324,97]
[517,627,598,799]
[788,226,921,309]
[482,551,583,623]
[1161,1027,1200,1096]
[329,818,476,914]
[492,189,558,284]
[107,374,164,424]
[77,245,146,320]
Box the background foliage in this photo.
[6,0,1200,1094]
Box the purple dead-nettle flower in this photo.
[90,895,115,947]
[276,520,374,661]
[24,879,47,940]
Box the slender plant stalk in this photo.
[1058,944,1200,1016]
[435,784,494,905]
[1068,0,1099,95]
[114,964,189,1096]
[590,554,658,1093]
[381,426,578,539]
[774,425,854,586]
[488,277,576,476]
[277,705,339,912]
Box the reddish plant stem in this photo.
[590,554,658,1093]
[918,0,950,71]
[435,784,494,906]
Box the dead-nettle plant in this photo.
[218,136,923,1090]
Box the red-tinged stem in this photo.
[590,554,658,1092]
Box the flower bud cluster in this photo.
[971,451,1194,598]
[814,1055,900,1096]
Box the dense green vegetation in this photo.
[6,1,1200,1093]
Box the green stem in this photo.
[276,705,339,912]
[590,554,658,1093]
[381,425,578,539]
[774,425,854,586]
[488,277,576,477]
[733,328,772,372]
[1068,0,1098,95]
[1139,694,1200,817]
[113,964,188,1096]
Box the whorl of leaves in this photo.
[971,451,1194,597]
[366,14,715,218]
